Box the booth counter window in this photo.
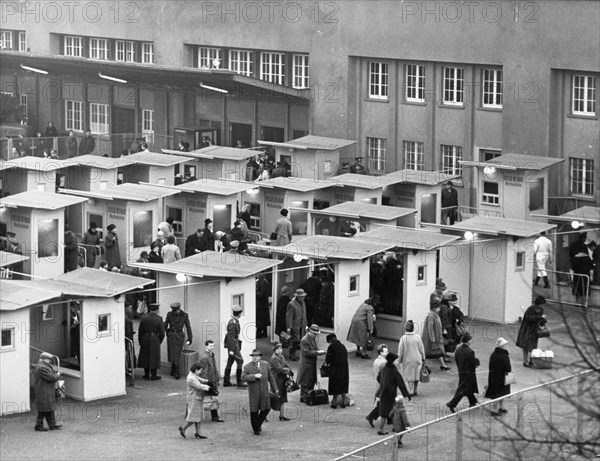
[1,327,15,351]
[349,275,359,296]
[98,314,111,336]
[417,265,427,285]
[232,294,244,311]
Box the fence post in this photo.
[515,394,524,433]
[576,376,584,451]
[455,413,463,461]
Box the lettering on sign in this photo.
[12,214,30,229]
[505,181,522,187]
[265,195,284,209]
[107,206,126,221]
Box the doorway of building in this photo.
[112,106,136,156]
[229,123,252,148]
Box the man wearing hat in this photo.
[273,209,293,246]
[199,218,215,252]
[430,278,447,306]
[285,288,308,361]
[223,305,247,387]
[164,302,193,379]
[441,180,459,225]
[241,349,279,435]
[300,270,322,325]
[446,332,480,413]
[33,352,62,431]
[297,324,326,403]
[137,303,166,380]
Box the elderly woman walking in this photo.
[179,362,210,439]
[375,352,410,436]
[325,333,349,408]
[424,303,449,371]
[516,295,547,367]
[485,337,512,416]
[397,320,426,396]
[347,299,375,359]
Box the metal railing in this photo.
[458,206,505,220]
[535,268,590,308]
[548,196,581,217]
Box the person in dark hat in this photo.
[274,208,292,246]
[78,129,96,155]
[297,324,325,404]
[63,224,79,272]
[269,342,292,421]
[516,296,548,367]
[223,305,247,388]
[300,270,321,325]
[285,288,308,361]
[137,303,166,380]
[33,352,63,431]
[164,302,193,379]
[275,286,292,348]
[241,349,279,435]
[81,222,101,268]
[199,218,215,252]
[325,333,349,408]
[446,333,480,413]
[105,224,121,270]
[374,352,410,435]
[441,180,459,225]
[424,302,449,371]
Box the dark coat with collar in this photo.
[454,343,480,395]
[137,311,165,369]
[33,360,60,412]
[241,360,278,412]
[485,347,512,399]
[199,349,221,389]
[325,339,349,395]
[297,332,320,386]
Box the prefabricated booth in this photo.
[60,183,181,263]
[130,252,281,373]
[437,215,556,324]
[63,154,130,193]
[327,173,387,205]
[0,191,88,278]
[0,251,29,279]
[0,269,153,414]
[460,153,564,222]
[120,151,190,187]
[0,156,74,196]
[258,135,357,181]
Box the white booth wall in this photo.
[0,308,31,415]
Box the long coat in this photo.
[325,339,349,395]
[286,297,307,345]
[164,310,192,362]
[256,277,271,329]
[516,304,546,352]
[274,216,292,246]
[33,360,60,412]
[484,347,512,399]
[66,135,78,158]
[423,310,445,358]
[377,362,410,417]
[397,331,426,382]
[137,312,165,369]
[225,317,242,358]
[104,231,121,269]
[241,360,278,412]
[346,302,374,347]
[275,295,291,336]
[79,134,96,155]
[64,229,79,272]
[186,372,208,423]
[297,333,320,387]
[199,349,220,391]
[81,229,101,267]
[453,343,480,396]
[269,353,291,404]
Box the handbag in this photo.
[535,326,550,339]
[420,364,431,383]
[307,382,329,406]
[270,232,278,241]
[279,331,290,348]
[320,363,331,378]
[365,333,375,352]
[286,379,300,393]
[269,392,282,411]
[205,381,219,396]
[504,372,516,386]
[55,380,66,401]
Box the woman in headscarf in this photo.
[374,352,410,436]
[516,296,547,367]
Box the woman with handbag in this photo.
[397,320,426,396]
[347,299,375,359]
[269,342,292,421]
[424,303,449,371]
[485,337,512,416]
[179,362,210,439]
[325,334,349,409]
[516,296,548,367]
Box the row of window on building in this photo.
[64,100,153,135]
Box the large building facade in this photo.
[1,1,599,210]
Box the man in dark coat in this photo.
[223,305,247,388]
[33,352,62,431]
[441,180,459,225]
[64,225,79,272]
[325,333,349,408]
[164,302,193,379]
[297,324,325,403]
[137,303,165,380]
[66,130,78,158]
[81,222,101,268]
[286,289,308,361]
[446,333,480,412]
[79,129,96,155]
[184,229,204,257]
[300,271,321,325]
[275,286,292,346]
[241,349,279,435]
[199,218,215,251]
[198,340,224,423]
[255,273,270,338]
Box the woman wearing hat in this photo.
[485,338,512,416]
[325,333,349,408]
[397,320,426,396]
[33,352,62,431]
[269,342,292,421]
[516,296,547,367]
[375,352,410,435]
[424,303,449,371]
[105,224,121,270]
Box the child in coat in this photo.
[389,395,411,447]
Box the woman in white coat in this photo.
[179,362,210,439]
[397,320,426,396]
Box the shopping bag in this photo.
[320,363,331,378]
[306,382,329,406]
[420,364,431,383]
[504,372,516,386]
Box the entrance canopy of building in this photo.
[443,215,556,238]
[1,190,88,209]
[358,226,460,250]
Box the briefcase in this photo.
[306,382,329,406]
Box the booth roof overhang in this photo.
[59,182,181,202]
[305,202,417,221]
[175,178,258,196]
[1,190,88,209]
[1,51,311,101]
[0,251,29,268]
[440,215,557,238]
[358,227,461,251]
[163,146,259,162]
[329,170,462,190]
[122,151,188,167]
[67,154,132,170]
[0,156,77,172]
[257,135,357,151]
[460,153,565,171]
[550,206,600,225]
[255,176,335,192]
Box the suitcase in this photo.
[306,383,329,406]
[531,357,553,369]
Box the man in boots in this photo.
[534,231,553,289]
[33,352,62,431]
[138,303,165,380]
[285,289,308,361]
[223,305,247,388]
[199,340,225,423]
[164,302,193,379]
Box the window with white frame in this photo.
[368,62,388,99]
[441,144,463,176]
[406,64,425,102]
[403,141,424,171]
[65,100,83,132]
[116,40,135,62]
[198,47,222,69]
[142,109,154,142]
[292,54,309,89]
[229,50,252,76]
[570,157,594,197]
[90,103,109,134]
[349,275,360,295]
[64,36,83,57]
[572,75,596,116]
[19,31,26,51]
[141,42,154,63]
[260,52,285,85]
[367,137,386,174]
[0,31,13,50]
[89,38,108,60]
[443,67,464,105]
[1,327,15,351]
[98,313,111,335]
[482,69,503,108]
[482,181,499,205]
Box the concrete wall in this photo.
[0,308,31,415]
[439,242,472,316]
[404,251,438,340]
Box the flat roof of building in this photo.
[258,135,356,151]
[60,183,180,202]
[554,206,600,225]
[1,190,88,209]
[0,280,61,311]
[123,151,187,167]
[447,215,556,238]
[69,154,131,169]
[264,235,394,260]
[0,251,29,268]
[195,145,259,161]
[56,267,154,294]
[130,251,282,278]
[259,177,334,192]
[0,156,74,172]
[310,202,417,221]
[358,226,460,250]
[176,178,257,195]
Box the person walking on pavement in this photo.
[366,343,389,428]
[223,305,247,388]
[347,299,375,359]
[33,352,63,431]
[198,340,224,423]
[424,302,449,371]
[137,303,166,380]
[485,337,512,416]
[164,302,193,379]
[286,289,308,361]
[325,333,349,409]
[534,231,553,288]
[375,352,410,436]
[446,333,480,413]
[269,342,292,421]
[298,324,325,404]
[241,349,279,435]
[179,362,210,439]
[397,320,426,396]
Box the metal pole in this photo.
[455,413,463,461]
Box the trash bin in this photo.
[181,349,199,374]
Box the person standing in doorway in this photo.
[286,289,308,362]
[347,299,375,359]
[138,303,165,380]
[533,231,553,289]
[223,305,247,388]
[441,180,459,225]
[105,224,121,270]
[164,302,193,379]
[81,223,101,268]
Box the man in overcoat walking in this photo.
[298,324,325,403]
[241,349,279,435]
[164,302,193,379]
[138,303,165,380]
[199,339,224,423]
[446,333,480,412]
[285,288,308,361]
[33,352,62,431]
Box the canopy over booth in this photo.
[119,151,189,186]
[0,156,75,196]
[64,154,130,192]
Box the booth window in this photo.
[417,265,427,285]
[42,305,54,321]
[349,275,360,295]
[37,219,59,258]
[482,181,500,205]
[1,327,15,351]
[244,203,261,230]
[515,252,525,271]
[232,294,244,310]
[133,210,153,248]
[529,178,544,211]
[98,314,111,335]
[166,207,184,237]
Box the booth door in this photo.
[420,193,437,224]
[213,204,232,233]
[129,209,153,261]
